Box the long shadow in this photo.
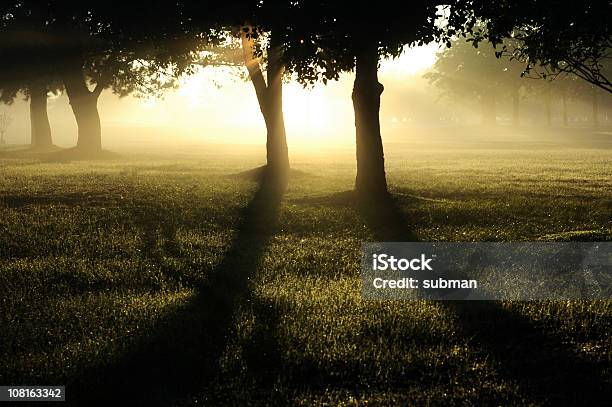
[197,193,422,404]
[68,167,286,406]
[357,192,611,405]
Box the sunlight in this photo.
[283,83,333,137]
[379,42,439,76]
[118,44,440,146]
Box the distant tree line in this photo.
[426,38,610,127]
[0,0,610,198]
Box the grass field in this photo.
[1,143,611,406]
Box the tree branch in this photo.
[92,81,106,99]
[240,24,268,110]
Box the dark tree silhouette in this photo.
[0,4,63,150]
[182,1,298,175]
[0,111,12,145]
[274,1,443,198]
[239,25,289,173]
[425,38,527,127]
[0,81,58,151]
[56,1,199,154]
[450,0,612,93]
[0,1,199,154]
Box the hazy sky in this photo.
[1,43,444,148]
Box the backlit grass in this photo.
[0,145,610,405]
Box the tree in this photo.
[574,80,606,129]
[425,38,527,127]
[0,111,12,144]
[0,4,62,150]
[449,0,612,93]
[0,82,57,151]
[183,1,296,175]
[271,1,443,197]
[1,1,199,154]
[282,1,610,196]
[239,26,289,173]
[55,1,197,153]
[553,74,584,126]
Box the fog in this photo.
[1,43,610,151]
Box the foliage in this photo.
[425,37,526,103]
[447,0,612,92]
[270,1,443,86]
[0,1,207,102]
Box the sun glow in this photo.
[380,42,440,76]
[102,43,439,146]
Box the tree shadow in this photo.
[199,192,423,403]
[68,167,286,406]
[356,193,610,405]
[289,190,356,208]
[356,192,419,242]
[290,190,418,242]
[0,192,117,208]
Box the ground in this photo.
[0,141,611,406]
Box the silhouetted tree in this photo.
[0,111,12,144]
[554,74,584,126]
[0,81,58,151]
[451,0,611,93]
[272,1,443,197]
[57,1,198,153]
[239,25,289,173]
[576,81,605,129]
[183,1,295,175]
[1,1,198,154]
[0,4,62,149]
[425,38,526,126]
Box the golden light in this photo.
[101,43,440,147]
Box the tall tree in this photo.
[0,5,62,150]
[450,0,612,93]
[56,1,198,153]
[275,1,442,197]
[183,1,296,175]
[554,74,584,126]
[239,26,289,173]
[1,1,200,154]
[425,38,526,126]
[0,111,12,145]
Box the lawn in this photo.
[0,144,611,406]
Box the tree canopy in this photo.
[448,0,612,93]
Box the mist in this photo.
[2,46,609,153]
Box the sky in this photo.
[1,43,443,148]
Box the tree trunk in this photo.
[352,39,387,197]
[265,35,289,173]
[29,82,53,149]
[63,64,103,153]
[592,88,599,129]
[512,88,520,127]
[562,92,568,126]
[241,28,289,175]
[481,94,496,126]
